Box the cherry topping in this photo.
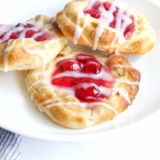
[15,23,23,27]
[24,23,34,28]
[25,30,37,38]
[84,59,101,74]
[51,54,115,103]
[85,9,101,19]
[0,22,55,44]
[0,32,6,39]
[57,59,81,72]
[103,2,112,10]
[52,77,77,87]
[76,53,95,64]
[10,32,19,39]
[84,1,135,39]
[35,32,55,42]
[75,80,101,102]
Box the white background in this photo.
[1,0,160,159]
[21,110,160,160]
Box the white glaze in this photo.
[83,0,133,49]
[116,79,139,86]
[113,88,130,104]
[23,39,56,66]
[51,67,114,82]
[74,3,91,44]
[76,82,112,97]
[39,100,118,115]
[93,23,104,50]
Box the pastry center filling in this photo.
[51,53,115,103]
[84,1,135,39]
[0,23,55,44]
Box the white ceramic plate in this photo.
[0,0,160,141]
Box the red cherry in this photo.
[83,1,135,39]
[124,15,135,39]
[24,23,34,28]
[86,9,101,19]
[10,32,19,39]
[35,32,55,42]
[75,80,101,102]
[57,59,81,72]
[15,23,24,27]
[76,53,95,64]
[103,2,112,10]
[51,77,77,87]
[84,59,101,74]
[0,32,6,39]
[25,30,36,38]
[96,79,114,88]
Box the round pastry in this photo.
[0,15,67,72]
[25,45,140,129]
[56,0,156,55]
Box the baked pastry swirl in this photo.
[25,45,140,129]
[0,15,67,72]
[56,0,156,55]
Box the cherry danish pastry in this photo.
[56,0,156,55]
[0,15,67,72]
[25,45,141,128]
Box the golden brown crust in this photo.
[25,45,141,129]
[56,0,156,55]
[0,15,67,72]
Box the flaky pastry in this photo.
[25,45,140,129]
[56,0,156,55]
[0,15,67,72]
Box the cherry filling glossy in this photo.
[51,53,115,103]
[85,59,101,74]
[57,59,81,72]
[0,23,55,44]
[84,2,135,39]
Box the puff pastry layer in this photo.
[0,15,67,72]
[56,0,156,55]
[25,45,140,129]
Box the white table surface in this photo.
[18,0,160,159]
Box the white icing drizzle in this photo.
[113,88,130,104]
[93,23,104,50]
[74,3,90,44]
[38,99,118,115]
[98,2,116,26]
[76,82,112,97]
[115,49,121,55]
[35,57,38,62]
[23,39,56,66]
[51,67,114,82]
[111,64,137,70]
[74,2,83,44]
[84,0,133,50]
[116,78,139,86]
